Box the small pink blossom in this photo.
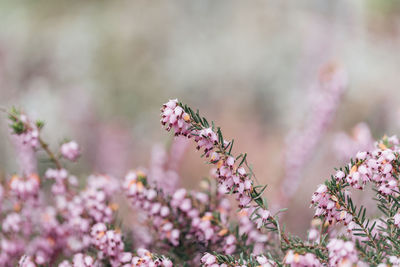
[394,213,400,228]
[60,141,80,161]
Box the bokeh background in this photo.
[1,0,400,236]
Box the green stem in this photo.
[38,137,62,169]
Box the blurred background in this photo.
[1,0,400,236]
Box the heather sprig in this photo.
[5,107,62,169]
[161,99,270,212]
[311,135,400,264]
[2,99,400,266]
[160,98,400,266]
[161,99,330,263]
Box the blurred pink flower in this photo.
[333,122,374,162]
[10,134,37,176]
[60,141,80,161]
[281,64,348,206]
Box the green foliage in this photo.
[8,107,26,134]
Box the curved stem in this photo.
[38,137,62,170]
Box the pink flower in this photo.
[256,255,268,264]
[335,170,345,181]
[169,229,180,246]
[161,99,191,135]
[179,198,192,212]
[255,209,271,229]
[73,253,94,267]
[284,250,322,266]
[308,229,319,241]
[327,239,359,266]
[201,253,216,265]
[60,141,80,161]
[226,156,235,167]
[394,213,400,227]
[3,213,22,233]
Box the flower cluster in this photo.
[9,174,40,200]
[281,65,348,205]
[123,170,180,246]
[9,112,40,148]
[123,170,238,258]
[0,109,173,266]
[45,168,69,195]
[311,184,352,225]
[312,136,400,237]
[201,253,276,267]
[326,239,360,266]
[58,253,97,267]
[284,250,322,267]
[2,169,124,266]
[116,248,173,267]
[90,223,124,266]
[160,99,191,136]
[60,141,80,161]
[337,138,399,194]
[2,99,400,266]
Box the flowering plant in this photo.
[0,98,399,267]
